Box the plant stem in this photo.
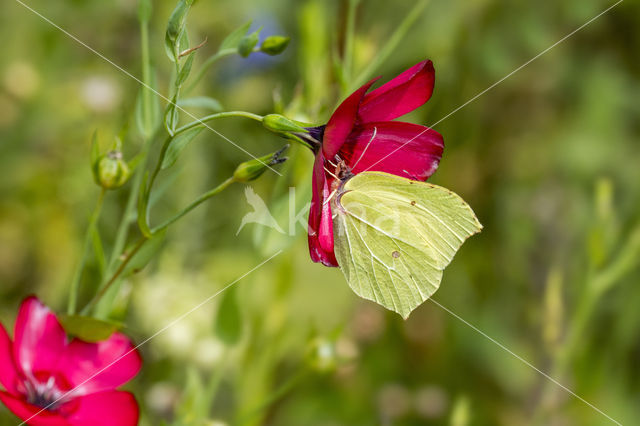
[143,111,262,229]
[342,0,360,91]
[186,48,237,93]
[175,111,264,136]
[82,236,148,315]
[151,177,236,233]
[348,0,429,93]
[67,189,106,315]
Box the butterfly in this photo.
[328,167,482,318]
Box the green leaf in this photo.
[219,20,252,51]
[122,230,167,277]
[176,51,195,87]
[237,28,261,57]
[164,93,180,135]
[165,0,193,62]
[215,285,242,345]
[59,314,121,342]
[177,96,223,112]
[137,173,152,238]
[333,171,482,319]
[161,127,204,169]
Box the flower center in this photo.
[20,373,72,411]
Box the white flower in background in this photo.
[81,75,121,112]
[3,61,40,100]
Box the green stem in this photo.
[186,48,237,93]
[175,111,264,136]
[93,11,156,317]
[342,0,360,91]
[140,18,153,135]
[82,237,148,315]
[143,111,263,229]
[67,189,106,315]
[348,0,429,93]
[151,177,235,233]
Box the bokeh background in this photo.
[1,0,639,424]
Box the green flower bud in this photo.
[232,145,288,183]
[93,150,131,189]
[260,36,290,55]
[238,30,260,57]
[262,114,307,134]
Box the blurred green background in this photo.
[1,0,639,424]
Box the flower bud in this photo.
[262,114,307,134]
[232,145,288,183]
[237,30,260,57]
[93,150,131,189]
[259,36,290,55]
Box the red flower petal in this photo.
[65,391,139,426]
[56,333,141,396]
[0,325,21,394]
[358,60,435,123]
[323,78,378,159]
[0,391,68,426]
[308,154,338,266]
[13,297,66,379]
[341,121,443,180]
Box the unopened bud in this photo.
[262,114,307,134]
[238,30,260,57]
[232,145,289,183]
[93,151,131,189]
[259,36,290,55]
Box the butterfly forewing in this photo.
[333,172,482,318]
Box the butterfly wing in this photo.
[333,171,482,318]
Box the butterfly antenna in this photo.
[351,126,377,170]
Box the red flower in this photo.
[0,296,141,425]
[307,60,444,266]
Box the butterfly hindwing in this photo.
[333,171,482,318]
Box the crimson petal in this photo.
[340,121,443,180]
[13,297,66,379]
[0,391,68,426]
[57,333,141,396]
[358,60,435,123]
[0,325,20,394]
[308,154,338,266]
[65,391,139,426]
[323,78,378,159]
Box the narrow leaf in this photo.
[219,20,252,51]
[137,173,152,238]
[121,230,167,277]
[164,94,180,135]
[165,0,192,62]
[215,286,242,345]
[161,127,204,169]
[177,96,223,112]
[176,51,196,87]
